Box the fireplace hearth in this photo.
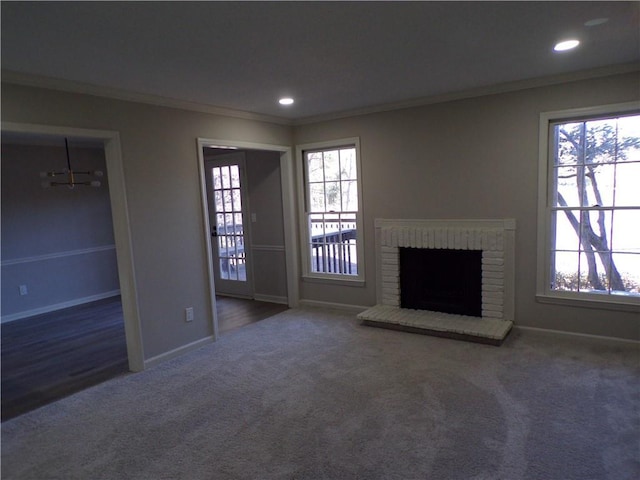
[358,219,515,345]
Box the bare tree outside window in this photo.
[551,114,640,295]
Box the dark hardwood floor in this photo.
[216,296,289,334]
[1,295,288,421]
[1,296,128,421]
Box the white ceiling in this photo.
[2,1,639,122]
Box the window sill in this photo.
[536,293,640,313]
[302,275,365,288]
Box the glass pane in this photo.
[340,148,357,180]
[552,251,579,291]
[224,213,233,234]
[341,180,358,211]
[583,163,614,207]
[214,191,223,212]
[234,213,243,231]
[552,210,580,251]
[309,213,324,241]
[309,183,325,212]
[617,115,640,162]
[611,253,640,294]
[554,166,579,206]
[586,118,618,165]
[232,189,242,212]
[221,190,231,211]
[579,251,609,293]
[230,165,240,188]
[216,213,224,230]
[615,163,640,206]
[220,258,230,280]
[583,210,613,250]
[611,209,640,253]
[212,167,222,189]
[221,166,230,189]
[218,236,227,252]
[325,182,341,211]
[307,152,324,182]
[555,123,583,166]
[323,150,340,181]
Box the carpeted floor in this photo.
[1,307,638,480]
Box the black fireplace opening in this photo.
[400,247,482,317]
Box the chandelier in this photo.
[40,138,103,188]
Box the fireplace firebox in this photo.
[400,247,482,317]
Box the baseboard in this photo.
[143,335,215,370]
[514,325,640,345]
[298,299,371,314]
[253,294,288,305]
[1,290,121,323]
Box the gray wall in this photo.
[293,71,640,340]
[1,142,119,320]
[1,82,292,360]
[1,70,637,362]
[244,150,288,302]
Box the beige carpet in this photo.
[2,307,639,479]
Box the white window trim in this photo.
[536,101,640,312]
[296,137,365,285]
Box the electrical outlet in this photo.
[185,307,194,322]
[19,285,28,296]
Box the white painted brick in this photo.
[482,284,504,292]
[482,258,504,266]
[483,277,504,286]
[434,229,441,249]
[483,302,503,311]
[482,295,504,304]
[460,229,469,250]
[483,251,503,259]
[482,264,504,272]
[447,228,455,248]
[381,246,397,254]
[474,230,483,250]
[482,291,503,299]
[482,310,503,318]
[482,271,504,279]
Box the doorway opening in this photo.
[1,123,143,418]
[198,139,298,338]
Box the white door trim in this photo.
[197,138,299,339]
[1,121,145,372]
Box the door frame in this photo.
[197,138,299,340]
[1,121,145,372]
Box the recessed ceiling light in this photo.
[279,97,294,106]
[584,18,608,27]
[553,39,580,52]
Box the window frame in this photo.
[536,101,640,311]
[296,137,365,285]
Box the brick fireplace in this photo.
[358,219,515,345]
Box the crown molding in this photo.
[293,62,640,126]
[1,70,294,127]
[3,63,638,128]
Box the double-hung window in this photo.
[298,138,364,283]
[537,103,640,309]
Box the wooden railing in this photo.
[310,222,357,274]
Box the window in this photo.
[297,138,364,283]
[537,103,640,309]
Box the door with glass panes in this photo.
[204,153,253,297]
